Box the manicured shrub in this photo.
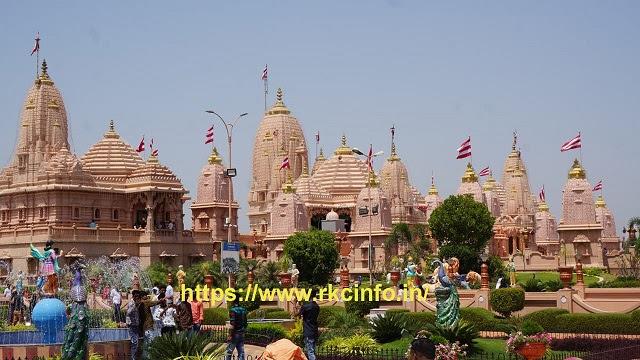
[386,308,410,315]
[226,295,260,312]
[520,308,569,332]
[553,313,640,334]
[246,323,287,341]
[490,287,525,318]
[459,308,502,331]
[345,298,379,317]
[520,320,544,336]
[543,279,564,292]
[551,336,640,352]
[521,278,545,292]
[203,307,229,325]
[404,312,437,334]
[320,334,380,355]
[318,306,345,328]
[423,320,479,349]
[369,312,407,343]
[588,279,640,288]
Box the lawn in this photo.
[517,271,599,286]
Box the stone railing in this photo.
[49,226,143,243]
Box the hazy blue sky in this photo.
[1,1,638,233]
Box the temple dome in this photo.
[535,200,559,247]
[311,135,369,197]
[595,194,618,239]
[81,120,145,182]
[37,147,95,186]
[424,179,443,221]
[352,177,392,232]
[311,148,327,175]
[126,155,183,190]
[293,165,330,202]
[269,176,309,236]
[379,142,424,224]
[457,163,485,203]
[326,209,339,221]
[194,147,232,204]
[560,159,597,225]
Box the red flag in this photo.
[478,166,490,177]
[539,185,545,202]
[30,33,40,56]
[364,145,373,171]
[279,156,290,170]
[205,125,214,144]
[262,65,268,80]
[561,132,581,152]
[149,138,154,150]
[135,136,145,153]
[315,131,320,142]
[151,149,158,157]
[592,180,602,192]
[456,137,471,159]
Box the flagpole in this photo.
[35,33,40,78]
[579,131,583,166]
[264,64,268,112]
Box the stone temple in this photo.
[0,61,626,281]
[0,61,236,281]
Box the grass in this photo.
[517,271,599,286]
[380,338,411,351]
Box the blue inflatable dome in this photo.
[31,298,67,343]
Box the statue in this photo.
[405,260,418,289]
[508,256,517,287]
[30,240,62,295]
[430,259,460,328]
[132,272,140,291]
[176,265,186,288]
[16,270,23,294]
[289,264,300,288]
[62,264,89,360]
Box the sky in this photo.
[1,1,639,233]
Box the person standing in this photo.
[126,291,142,360]
[159,301,178,336]
[226,298,247,360]
[408,337,436,360]
[190,294,204,335]
[165,282,174,303]
[176,298,193,334]
[139,291,165,353]
[110,286,122,323]
[295,292,320,360]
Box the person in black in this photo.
[294,290,320,360]
[408,338,436,360]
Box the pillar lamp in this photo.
[575,252,584,285]
[480,252,489,290]
[248,264,254,285]
[339,257,350,288]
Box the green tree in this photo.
[144,262,172,287]
[284,229,339,286]
[428,195,495,253]
[385,223,433,264]
[255,261,281,289]
[184,261,225,289]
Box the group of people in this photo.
[124,284,204,360]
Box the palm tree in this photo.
[255,261,281,289]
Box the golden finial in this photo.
[41,59,48,75]
[266,87,290,115]
[316,148,326,161]
[282,175,297,194]
[208,147,223,165]
[302,163,309,178]
[428,183,439,196]
[538,199,549,212]
[104,120,120,139]
[461,163,478,183]
[365,172,380,188]
[483,171,496,191]
[388,142,401,161]
[568,158,586,179]
[595,194,607,208]
[48,98,59,109]
[36,59,53,85]
[53,120,60,127]
[148,153,159,163]
[334,134,352,155]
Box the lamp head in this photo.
[480,253,489,263]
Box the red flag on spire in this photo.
[478,166,490,177]
[592,180,602,191]
[456,137,471,159]
[149,138,158,157]
[561,133,581,152]
[539,185,545,201]
[365,144,373,171]
[151,149,158,157]
[315,131,320,142]
[262,65,268,80]
[205,125,214,144]
[279,156,290,170]
[135,136,145,153]
[30,33,40,56]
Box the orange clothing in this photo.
[190,300,204,324]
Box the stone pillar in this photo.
[556,289,574,312]
[146,207,154,234]
[574,261,586,297]
[476,289,491,311]
[340,267,350,288]
[481,263,489,290]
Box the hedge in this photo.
[247,308,291,320]
[552,313,640,334]
[520,308,569,332]
[203,307,229,325]
[490,287,525,318]
[404,311,437,331]
[246,323,287,341]
[318,306,346,328]
[344,298,380,317]
[459,307,502,331]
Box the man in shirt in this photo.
[126,290,142,360]
[165,282,174,303]
[110,286,122,323]
[176,298,193,334]
[190,294,204,335]
[138,291,166,354]
[226,298,247,360]
[295,290,320,360]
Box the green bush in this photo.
[520,308,569,332]
[589,279,640,288]
[544,279,564,292]
[404,312,437,334]
[226,295,260,312]
[423,320,479,350]
[321,334,380,355]
[318,306,346,328]
[369,312,407,343]
[521,278,545,292]
[246,323,287,341]
[487,255,508,282]
[344,298,379,317]
[490,287,525,318]
[287,320,304,347]
[520,320,544,336]
[553,313,640,334]
[143,332,225,360]
[202,307,229,325]
[459,308,502,331]
[583,267,604,276]
[386,309,410,315]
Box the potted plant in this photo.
[201,262,214,288]
[557,244,573,289]
[506,321,552,360]
[278,256,293,288]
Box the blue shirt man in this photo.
[226,299,247,360]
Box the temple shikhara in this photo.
[0,60,627,282]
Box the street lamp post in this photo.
[205,110,248,288]
[480,252,489,290]
[353,145,383,285]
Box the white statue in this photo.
[289,263,300,288]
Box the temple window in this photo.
[39,208,44,219]
[73,207,80,219]
[113,209,119,220]
[18,209,25,221]
[94,209,101,219]
[199,219,209,229]
[259,192,266,202]
[1,211,5,222]
[165,212,170,221]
